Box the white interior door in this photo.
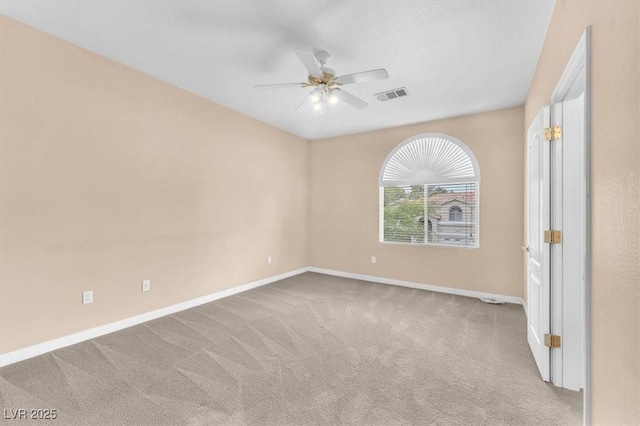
[550,92,586,391]
[527,106,551,381]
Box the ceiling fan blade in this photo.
[334,89,368,110]
[294,49,323,78]
[335,68,389,85]
[254,82,306,89]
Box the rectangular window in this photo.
[379,182,478,248]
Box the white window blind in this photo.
[379,134,480,248]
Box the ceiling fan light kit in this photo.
[309,85,340,113]
[254,48,389,112]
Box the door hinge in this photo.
[544,230,562,244]
[544,126,562,141]
[544,334,562,348]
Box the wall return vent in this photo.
[375,87,409,102]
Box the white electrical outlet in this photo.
[82,290,93,304]
[371,256,377,264]
[267,256,272,264]
[142,280,151,292]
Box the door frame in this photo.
[549,27,591,425]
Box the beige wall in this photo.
[4,5,639,422]
[0,17,309,353]
[524,1,640,423]
[310,107,524,298]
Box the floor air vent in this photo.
[375,87,409,102]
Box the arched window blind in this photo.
[379,134,480,248]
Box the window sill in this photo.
[379,240,479,250]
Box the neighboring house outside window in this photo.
[379,134,480,248]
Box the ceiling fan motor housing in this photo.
[308,68,337,86]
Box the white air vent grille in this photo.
[375,87,409,102]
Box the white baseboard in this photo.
[0,267,309,367]
[1,266,525,367]
[307,267,525,306]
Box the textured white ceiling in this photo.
[1,1,555,140]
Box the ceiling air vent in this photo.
[375,87,409,102]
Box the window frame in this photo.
[378,133,481,249]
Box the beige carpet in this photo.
[0,272,582,425]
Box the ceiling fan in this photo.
[254,49,389,112]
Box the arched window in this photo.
[449,206,463,221]
[379,133,480,247]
